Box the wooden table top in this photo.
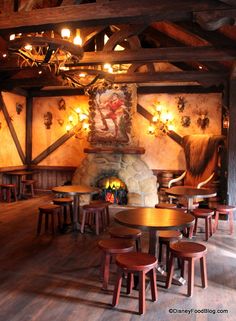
[166,186,216,199]
[52,185,99,196]
[114,208,195,231]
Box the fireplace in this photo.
[72,147,159,207]
[96,176,128,205]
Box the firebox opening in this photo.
[96,176,128,205]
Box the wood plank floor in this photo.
[0,193,236,321]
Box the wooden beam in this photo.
[79,47,236,65]
[0,0,229,32]
[25,96,33,165]
[29,88,84,97]
[137,85,224,94]
[0,93,25,164]
[31,131,75,165]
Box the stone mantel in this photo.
[84,147,145,154]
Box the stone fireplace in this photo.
[72,147,159,207]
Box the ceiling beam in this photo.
[194,9,236,31]
[1,70,228,89]
[0,0,229,33]
[79,47,236,65]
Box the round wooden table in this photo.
[115,208,194,256]
[52,185,99,230]
[166,186,217,212]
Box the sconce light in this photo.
[66,107,89,138]
[148,101,174,137]
[223,114,229,129]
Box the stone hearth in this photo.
[72,152,159,207]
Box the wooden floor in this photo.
[0,193,236,321]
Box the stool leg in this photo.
[229,211,234,235]
[149,268,158,301]
[187,258,194,297]
[37,212,43,235]
[136,238,141,252]
[102,253,111,290]
[127,273,133,294]
[205,217,209,241]
[45,214,49,232]
[158,242,163,264]
[95,212,100,235]
[6,188,11,202]
[139,271,145,315]
[13,186,17,201]
[193,217,198,235]
[209,217,213,237]
[200,256,208,289]
[214,211,219,232]
[112,269,123,307]
[51,213,55,234]
[80,212,86,233]
[166,253,175,289]
[31,184,34,197]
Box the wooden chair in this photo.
[166,241,207,297]
[37,204,62,235]
[108,226,142,251]
[98,239,134,290]
[214,205,236,235]
[0,184,17,202]
[192,208,214,241]
[21,179,35,197]
[112,252,158,315]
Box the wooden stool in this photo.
[108,226,142,251]
[112,252,158,315]
[0,184,17,202]
[158,230,182,270]
[192,208,214,241]
[37,204,62,235]
[81,203,107,235]
[214,205,235,235]
[21,180,35,197]
[155,202,177,209]
[166,241,207,297]
[98,239,134,290]
[53,197,73,225]
[90,200,111,227]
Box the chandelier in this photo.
[8,30,84,74]
[148,102,174,136]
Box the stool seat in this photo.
[98,239,134,290]
[52,197,73,204]
[170,241,207,258]
[37,204,62,235]
[166,241,207,297]
[192,208,214,241]
[159,230,182,241]
[113,252,158,315]
[98,239,134,253]
[214,204,235,235]
[108,226,142,251]
[155,202,177,209]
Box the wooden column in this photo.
[227,77,236,207]
[26,96,33,165]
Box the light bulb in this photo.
[73,36,82,46]
[61,28,71,39]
